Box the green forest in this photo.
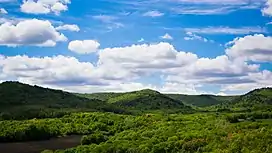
[1,81,272,153]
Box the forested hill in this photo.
[106,89,191,110]
[224,87,272,110]
[166,94,236,107]
[0,81,98,107]
[0,82,127,120]
[79,91,236,107]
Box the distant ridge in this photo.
[166,94,236,107]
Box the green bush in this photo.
[81,132,108,145]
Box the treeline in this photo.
[226,112,272,123]
[0,112,154,142]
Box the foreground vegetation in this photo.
[0,82,272,153]
[1,112,272,153]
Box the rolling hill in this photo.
[0,81,128,119]
[225,87,272,110]
[106,89,192,111]
[166,94,236,107]
[79,92,236,108]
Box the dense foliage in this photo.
[212,88,272,112]
[2,112,272,153]
[167,94,236,107]
[0,82,130,120]
[1,82,272,153]
[106,89,191,111]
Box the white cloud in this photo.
[0,55,103,86]
[51,2,68,14]
[138,38,144,42]
[170,0,255,5]
[0,0,15,2]
[21,0,50,14]
[68,40,100,54]
[93,15,117,22]
[172,6,236,15]
[110,0,262,15]
[160,33,173,40]
[185,27,267,35]
[92,15,124,30]
[56,24,80,32]
[184,32,213,43]
[0,53,209,94]
[221,70,272,93]
[0,19,67,47]
[20,0,70,15]
[226,34,272,62]
[98,42,197,74]
[0,8,8,14]
[0,38,271,94]
[166,55,259,85]
[262,0,272,16]
[143,11,164,17]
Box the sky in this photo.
[0,0,271,95]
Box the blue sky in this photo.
[0,0,271,95]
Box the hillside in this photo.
[0,82,127,119]
[79,92,236,108]
[0,81,96,107]
[166,94,236,107]
[225,87,272,110]
[106,89,192,111]
[77,92,122,101]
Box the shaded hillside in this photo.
[107,89,192,111]
[0,82,127,120]
[167,94,236,107]
[226,87,272,110]
[77,92,122,101]
[0,81,97,107]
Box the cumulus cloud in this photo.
[68,40,100,54]
[0,19,67,47]
[21,0,70,15]
[56,24,80,32]
[0,55,106,86]
[221,70,272,92]
[0,39,271,94]
[262,0,272,16]
[160,33,173,40]
[0,53,210,94]
[226,34,272,62]
[98,42,198,74]
[166,55,259,85]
